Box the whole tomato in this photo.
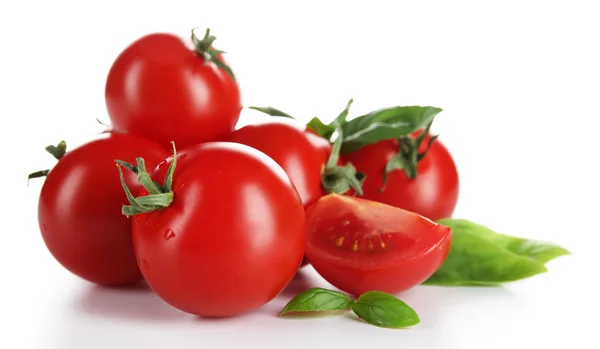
[118,142,306,317]
[305,194,452,296]
[35,133,169,286]
[105,28,241,149]
[343,131,459,221]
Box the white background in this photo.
[1,0,598,348]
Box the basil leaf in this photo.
[351,291,420,328]
[248,106,295,119]
[445,219,570,264]
[423,219,569,286]
[340,106,442,153]
[307,117,336,140]
[280,287,354,315]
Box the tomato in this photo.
[105,30,242,149]
[228,119,341,267]
[343,132,459,221]
[228,119,332,209]
[124,142,306,317]
[305,194,452,296]
[37,133,169,286]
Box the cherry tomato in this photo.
[125,142,306,317]
[105,30,242,149]
[228,119,339,267]
[228,119,332,209]
[37,133,169,286]
[305,194,452,296]
[343,133,459,221]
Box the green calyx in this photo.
[28,140,67,183]
[380,120,439,191]
[320,99,365,195]
[117,142,178,217]
[247,100,366,196]
[191,27,236,82]
[248,99,443,195]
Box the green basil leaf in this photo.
[423,219,569,286]
[445,219,570,264]
[351,291,420,329]
[280,287,354,315]
[248,106,295,119]
[340,106,442,153]
[307,117,336,140]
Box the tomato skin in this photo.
[228,120,335,268]
[343,133,459,221]
[105,33,242,149]
[305,194,452,296]
[131,142,306,317]
[38,133,170,286]
[228,119,332,209]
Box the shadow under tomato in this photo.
[74,280,187,323]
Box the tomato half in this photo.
[228,119,332,209]
[343,133,459,221]
[37,133,169,286]
[127,142,306,317]
[305,194,452,296]
[105,31,242,149]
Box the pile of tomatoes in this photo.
[32,28,459,318]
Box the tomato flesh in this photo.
[131,142,306,317]
[306,194,452,295]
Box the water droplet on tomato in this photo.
[138,258,150,270]
[164,229,176,241]
[144,220,151,227]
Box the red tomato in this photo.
[228,119,332,209]
[305,194,452,296]
[37,133,169,286]
[105,31,242,149]
[228,119,337,267]
[343,133,459,221]
[127,142,306,317]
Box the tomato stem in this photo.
[379,120,439,191]
[321,100,365,195]
[27,140,68,184]
[191,27,236,82]
[116,142,177,217]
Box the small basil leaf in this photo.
[248,106,295,119]
[340,106,442,153]
[352,291,420,329]
[307,117,336,140]
[280,288,354,315]
[423,219,566,286]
